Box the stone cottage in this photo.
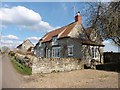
[17,39,34,54]
[34,11,104,66]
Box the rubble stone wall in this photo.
[32,58,84,74]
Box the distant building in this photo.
[17,39,34,54]
[34,11,104,65]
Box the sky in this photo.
[0,2,119,52]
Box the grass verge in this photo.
[11,56,32,75]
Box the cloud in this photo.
[27,36,40,42]
[1,34,21,49]
[0,6,54,32]
[1,39,22,49]
[1,40,13,44]
[2,35,19,40]
[103,40,119,52]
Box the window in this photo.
[52,47,61,58]
[46,48,51,58]
[95,48,97,58]
[92,47,94,58]
[52,36,57,42]
[39,41,41,47]
[91,47,97,58]
[68,45,74,56]
[52,36,58,45]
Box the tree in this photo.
[85,2,120,46]
[1,46,10,53]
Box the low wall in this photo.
[104,52,120,63]
[32,58,84,74]
[14,53,84,74]
[96,62,120,72]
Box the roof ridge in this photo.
[41,22,77,43]
[46,22,76,34]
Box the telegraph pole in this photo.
[0,30,2,49]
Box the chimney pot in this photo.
[75,11,82,24]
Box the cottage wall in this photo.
[21,40,33,51]
[17,40,34,54]
[53,38,83,58]
[68,24,83,38]
[82,45,104,66]
[34,37,104,62]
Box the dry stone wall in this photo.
[32,58,84,74]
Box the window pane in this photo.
[68,46,73,56]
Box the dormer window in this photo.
[52,36,57,42]
[39,41,41,47]
[52,36,58,45]
[39,39,42,47]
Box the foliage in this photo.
[9,51,15,56]
[1,46,10,53]
[11,56,32,75]
[85,2,120,46]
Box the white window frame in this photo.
[52,36,58,45]
[68,45,74,56]
[52,47,61,58]
[52,36,57,42]
[91,46,97,59]
[39,42,41,47]
[46,48,51,58]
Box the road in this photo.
[2,53,24,88]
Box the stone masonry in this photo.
[32,58,84,74]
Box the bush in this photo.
[9,51,15,56]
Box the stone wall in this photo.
[32,58,84,74]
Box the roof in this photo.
[17,39,34,49]
[17,44,22,48]
[41,22,77,43]
[40,21,103,46]
[85,27,95,35]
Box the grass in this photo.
[11,56,32,75]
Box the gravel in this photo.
[22,69,118,88]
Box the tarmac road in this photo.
[2,53,24,88]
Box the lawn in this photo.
[11,56,32,75]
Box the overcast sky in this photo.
[0,2,119,52]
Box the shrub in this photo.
[9,51,15,56]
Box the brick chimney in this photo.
[75,11,82,24]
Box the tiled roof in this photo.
[41,22,77,43]
[40,21,103,46]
